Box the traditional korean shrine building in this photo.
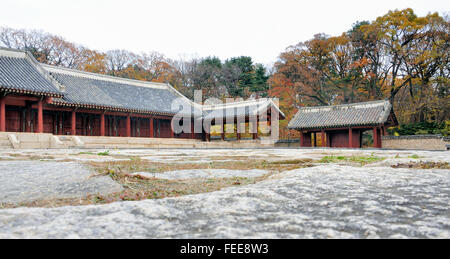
[0,48,283,141]
[288,100,398,148]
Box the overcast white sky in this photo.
[1,0,449,65]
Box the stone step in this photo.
[0,132,274,149]
[83,143,197,149]
[80,138,197,145]
[0,139,11,145]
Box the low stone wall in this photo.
[275,139,300,148]
[382,135,449,151]
[0,132,276,149]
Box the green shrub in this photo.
[97,150,110,156]
[388,121,448,136]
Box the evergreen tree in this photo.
[252,64,269,96]
[224,56,255,98]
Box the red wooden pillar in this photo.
[37,98,43,133]
[378,127,383,148]
[25,107,31,132]
[71,110,76,135]
[126,115,131,137]
[321,130,325,147]
[0,96,5,132]
[326,131,331,147]
[59,112,63,134]
[206,124,211,142]
[221,123,225,141]
[300,131,304,147]
[100,113,105,136]
[236,121,241,141]
[170,119,174,138]
[349,128,353,148]
[313,132,316,147]
[191,120,195,139]
[149,118,154,138]
[373,127,379,148]
[252,118,258,140]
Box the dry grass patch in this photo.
[0,153,56,161]
[1,158,312,209]
[270,158,314,165]
[392,161,449,169]
[318,155,385,165]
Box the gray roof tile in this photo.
[202,99,285,121]
[288,100,395,130]
[0,48,284,119]
[0,48,63,96]
[44,65,199,116]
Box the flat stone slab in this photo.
[131,169,269,180]
[0,165,448,238]
[0,161,123,204]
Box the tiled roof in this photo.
[43,65,200,116]
[202,98,286,121]
[288,100,395,130]
[0,48,284,119]
[0,48,63,97]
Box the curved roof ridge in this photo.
[0,47,28,58]
[202,98,270,110]
[299,99,389,113]
[0,47,64,97]
[42,64,169,90]
[288,99,394,130]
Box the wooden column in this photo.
[170,119,174,138]
[37,98,43,133]
[237,125,241,141]
[378,127,383,148]
[126,115,131,137]
[221,123,225,141]
[0,96,5,132]
[25,105,31,132]
[300,131,304,147]
[149,118,154,138]
[191,120,195,139]
[313,132,317,147]
[59,112,63,135]
[348,128,353,148]
[373,127,378,148]
[326,131,331,147]
[252,118,258,140]
[206,124,211,142]
[71,110,76,135]
[321,130,325,147]
[100,113,105,136]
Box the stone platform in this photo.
[0,132,275,149]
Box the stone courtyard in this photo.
[0,148,448,238]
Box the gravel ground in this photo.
[0,161,122,203]
[132,169,269,180]
[0,165,448,239]
[1,148,449,164]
